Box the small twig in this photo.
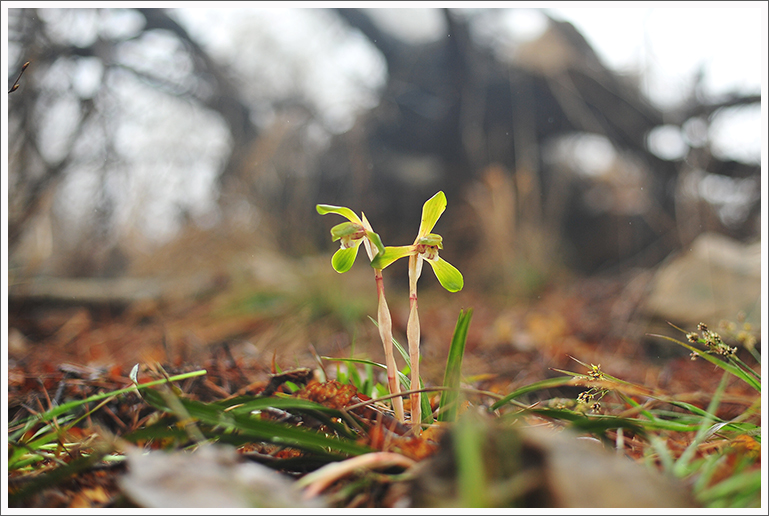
[259,368,314,397]
[345,385,511,413]
[308,343,328,383]
[298,452,416,500]
[102,404,129,431]
[221,341,251,386]
[9,61,29,94]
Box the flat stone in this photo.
[643,232,760,330]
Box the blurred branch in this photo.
[9,272,223,307]
[136,8,258,185]
[333,8,407,67]
[9,87,99,249]
[10,276,164,305]
[8,61,30,94]
[670,93,761,125]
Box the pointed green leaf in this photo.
[316,204,363,225]
[332,244,360,273]
[366,230,386,257]
[330,221,363,242]
[417,191,447,238]
[417,233,443,248]
[140,388,370,457]
[439,308,473,422]
[427,257,464,292]
[370,245,413,270]
[359,213,386,257]
[489,376,576,411]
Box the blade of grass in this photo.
[323,354,434,425]
[438,309,473,422]
[9,445,112,506]
[9,369,208,440]
[489,376,576,412]
[323,357,410,392]
[647,434,676,474]
[455,416,488,508]
[729,354,760,381]
[616,391,660,424]
[141,388,370,457]
[648,334,760,392]
[697,468,762,507]
[674,370,730,477]
[9,395,123,469]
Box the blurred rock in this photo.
[119,444,322,508]
[8,328,29,358]
[643,232,760,331]
[409,415,696,508]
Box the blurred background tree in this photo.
[6,7,761,296]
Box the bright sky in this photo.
[550,5,764,163]
[366,4,764,163]
[2,3,766,242]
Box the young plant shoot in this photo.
[371,191,464,432]
[316,204,405,422]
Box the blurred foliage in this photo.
[7,7,760,303]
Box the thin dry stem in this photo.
[407,254,422,434]
[375,270,404,422]
[299,452,416,499]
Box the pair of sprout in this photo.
[317,191,463,433]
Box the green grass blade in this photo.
[9,369,208,436]
[647,434,675,474]
[141,388,370,457]
[9,446,111,506]
[489,376,576,412]
[617,392,661,424]
[667,401,723,421]
[9,395,120,469]
[674,370,729,477]
[218,395,348,415]
[454,415,488,508]
[697,468,762,507]
[729,355,761,381]
[648,334,760,392]
[438,308,473,422]
[368,316,411,371]
[323,356,410,391]
[522,405,645,434]
[420,384,434,426]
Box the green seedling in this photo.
[371,191,464,432]
[316,204,405,422]
[318,192,464,432]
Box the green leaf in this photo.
[366,229,386,257]
[454,414,488,508]
[323,356,411,396]
[9,369,208,440]
[417,233,443,248]
[141,388,370,457]
[330,221,363,242]
[417,191,447,238]
[9,446,111,506]
[489,376,576,411]
[421,387,434,426]
[331,244,360,273]
[648,334,761,392]
[316,204,362,224]
[427,257,464,292]
[439,309,473,422]
[370,245,413,270]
